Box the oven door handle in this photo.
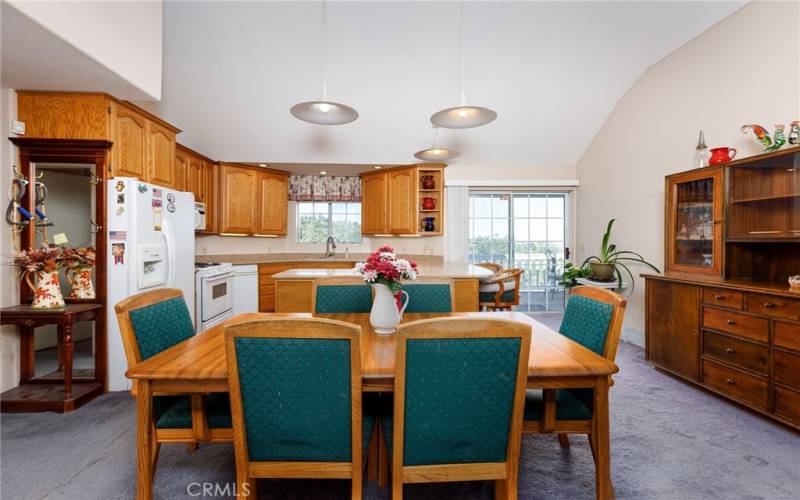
[203,274,231,283]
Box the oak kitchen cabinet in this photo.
[17,91,181,189]
[360,164,445,236]
[177,144,218,234]
[218,163,289,236]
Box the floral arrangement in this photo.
[356,245,418,294]
[62,246,96,271]
[12,246,64,275]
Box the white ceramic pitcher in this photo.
[370,283,409,335]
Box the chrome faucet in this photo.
[324,236,337,259]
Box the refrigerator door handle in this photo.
[162,218,177,288]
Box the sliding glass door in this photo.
[468,191,570,312]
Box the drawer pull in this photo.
[715,294,723,300]
[726,378,735,385]
[726,319,736,325]
[763,302,774,308]
[725,347,736,354]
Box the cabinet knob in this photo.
[763,302,774,308]
[725,378,735,385]
[714,294,723,300]
[725,347,735,354]
[726,319,736,325]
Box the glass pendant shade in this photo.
[430,103,497,129]
[290,99,358,125]
[414,127,460,161]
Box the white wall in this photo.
[6,0,163,100]
[1,88,20,392]
[575,1,800,346]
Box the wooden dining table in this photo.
[126,311,618,500]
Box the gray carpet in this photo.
[2,341,799,500]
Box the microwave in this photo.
[194,201,206,231]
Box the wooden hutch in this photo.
[644,146,800,429]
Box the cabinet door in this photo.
[147,121,176,188]
[665,167,723,275]
[174,148,189,192]
[202,161,217,233]
[255,171,288,235]
[646,279,701,380]
[219,165,256,234]
[361,173,388,234]
[187,155,205,202]
[113,106,147,179]
[387,167,417,234]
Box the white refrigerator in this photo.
[106,178,195,391]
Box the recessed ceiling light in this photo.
[373,165,382,169]
[258,163,266,167]
[320,170,328,175]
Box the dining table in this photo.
[126,311,618,500]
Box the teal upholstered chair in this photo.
[115,288,232,459]
[224,317,372,500]
[479,268,524,311]
[383,317,532,499]
[402,277,455,313]
[312,276,373,313]
[522,285,626,450]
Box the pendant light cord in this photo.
[321,0,328,99]
[459,0,466,105]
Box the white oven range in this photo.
[194,262,234,333]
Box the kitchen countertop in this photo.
[272,262,493,280]
[196,253,443,266]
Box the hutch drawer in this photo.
[774,321,800,352]
[702,307,768,343]
[746,293,800,320]
[774,386,800,425]
[773,350,800,390]
[702,331,768,375]
[703,288,743,310]
[702,360,768,409]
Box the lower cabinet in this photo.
[644,275,800,430]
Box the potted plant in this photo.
[562,219,660,291]
[356,246,418,335]
[12,246,66,309]
[63,246,97,299]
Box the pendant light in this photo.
[430,1,497,129]
[290,0,358,125]
[414,126,460,161]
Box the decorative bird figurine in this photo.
[789,120,800,145]
[741,124,772,150]
[765,124,786,152]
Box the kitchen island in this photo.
[272,262,493,312]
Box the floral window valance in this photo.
[288,175,362,202]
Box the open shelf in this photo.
[730,193,800,204]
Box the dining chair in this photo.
[476,262,503,274]
[224,317,373,500]
[401,276,455,313]
[522,285,627,452]
[479,268,524,311]
[312,275,373,313]
[382,317,532,500]
[114,288,232,466]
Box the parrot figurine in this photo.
[789,120,800,145]
[741,124,772,150]
[765,124,786,152]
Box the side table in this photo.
[0,303,104,412]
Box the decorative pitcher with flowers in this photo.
[356,246,418,335]
[67,268,95,299]
[25,270,65,309]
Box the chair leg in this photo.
[237,473,255,499]
[367,424,378,480]
[352,467,362,500]
[378,425,389,487]
[391,476,402,500]
[558,434,570,447]
[150,429,161,478]
[186,442,199,453]
[588,433,598,466]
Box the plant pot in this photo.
[24,270,65,309]
[589,262,615,281]
[370,283,409,335]
[68,267,96,299]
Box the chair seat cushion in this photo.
[479,290,516,303]
[479,280,516,293]
[154,393,232,429]
[523,388,594,422]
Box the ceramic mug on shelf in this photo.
[708,147,736,165]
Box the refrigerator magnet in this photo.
[112,243,125,265]
[153,207,162,231]
[166,193,175,203]
[117,193,125,204]
[153,188,162,199]
[116,206,125,215]
[109,230,126,241]
[138,184,147,193]
[151,198,162,208]
[167,202,176,213]
[115,181,125,192]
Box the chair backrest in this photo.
[224,318,362,467]
[394,318,531,469]
[560,286,627,362]
[402,276,455,313]
[480,268,524,305]
[312,276,373,313]
[476,262,503,274]
[114,288,195,367]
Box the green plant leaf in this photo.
[601,219,616,259]
[615,261,637,293]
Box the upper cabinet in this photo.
[174,147,189,192]
[203,160,218,234]
[361,164,445,236]
[665,166,723,275]
[177,144,218,234]
[187,154,205,201]
[218,163,289,236]
[16,91,180,188]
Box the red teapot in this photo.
[421,197,437,210]
[709,147,737,165]
[421,175,436,189]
